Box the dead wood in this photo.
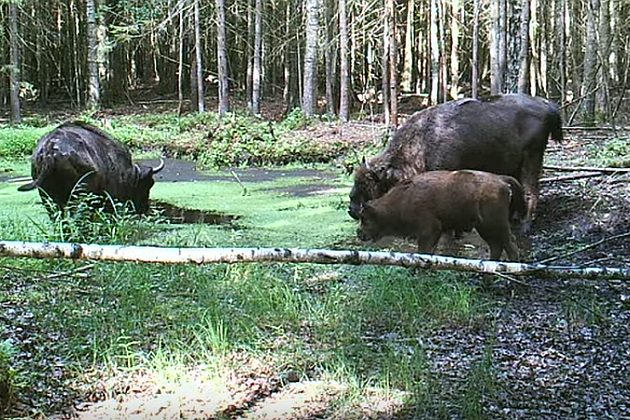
[1,240,629,280]
[540,173,604,183]
[543,164,630,173]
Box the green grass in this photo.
[0,119,493,417]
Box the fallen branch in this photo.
[534,231,630,265]
[0,241,629,280]
[540,173,604,183]
[543,164,630,174]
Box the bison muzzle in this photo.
[18,121,164,215]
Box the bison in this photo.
[349,93,563,232]
[18,121,164,214]
[357,170,526,261]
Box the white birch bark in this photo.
[1,241,628,280]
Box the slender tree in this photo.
[338,0,349,122]
[382,0,390,124]
[402,0,415,93]
[518,0,531,93]
[216,0,230,115]
[251,0,263,115]
[302,0,320,116]
[388,0,397,127]
[430,0,439,104]
[86,0,100,109]
[193,0,205,112]
[581,0,599,124]
[8,0,21,124]
[450,0,461,99]
[472,0,480,98]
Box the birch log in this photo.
[1,241,629,279]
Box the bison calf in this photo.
[357,170,526,261]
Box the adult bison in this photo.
[18,121,164,214]
[348,94,563,232]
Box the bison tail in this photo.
[501,176,527,222]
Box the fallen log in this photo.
[1,241,628,280]
[543,164,630,174]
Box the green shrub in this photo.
[0,126,49,157]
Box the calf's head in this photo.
[348,158,382,220]
[130,159,164,214]
[356,203,386,243]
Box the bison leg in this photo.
[519,148,545,233]
[416,224,442,255]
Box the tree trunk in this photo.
[177,2,185,115]
[382,0,391,124]
[402,0,415,92]
[338,0,349,122]
[302,0,320,116]
[2,241,629,280]
[194,0,205,112]
[450,0,460,99]
[216,0,230,115]
[472,0,480,98]
[388,0,398,127]
[430,0,439,104]
[9,1,21,124]
[86,0,100,109]
[580,0,599,125]
[324,0,335,115]
[251,0,263,115]
[518,0,531,93]
[597,0,610,117]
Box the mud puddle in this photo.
[151,200,239,225]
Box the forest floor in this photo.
[67,122,629,419]
[1,104,629,418]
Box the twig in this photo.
[535,231,630,265]
[43,264,96,280]
[543,165,630,173]
[540,173,604,183]
[230,170,248,196]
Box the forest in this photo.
[1,0,630,125]
[0,0,629,418]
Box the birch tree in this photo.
[302,0,320,116]
[86,0,100,109]
[581,0,599,125]
[517,0,531,93]
[194,0,205,112]
[250,0,263,115]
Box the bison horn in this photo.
[151,158,165,174]
[361,156,371,171]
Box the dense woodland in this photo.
[1,0,629,126]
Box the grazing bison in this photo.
[18,121,164,214]
[349,94,563,232]
[357,170,526,260]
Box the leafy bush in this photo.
[0,126,50,157]
[588,137,629,167]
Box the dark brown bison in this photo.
[18,121,164,214]
[357,170,526,261]
[349,94,563,232]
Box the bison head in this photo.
[130,159,165,214]
[348,158,385,220]
[356,203,385,242]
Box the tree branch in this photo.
[543,165,630,173]
[1,241,629,280]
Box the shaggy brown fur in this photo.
[349,94,563,233]
[18,121,164,214]
[357,170,526,261]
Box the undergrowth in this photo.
[0,108,358,168]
